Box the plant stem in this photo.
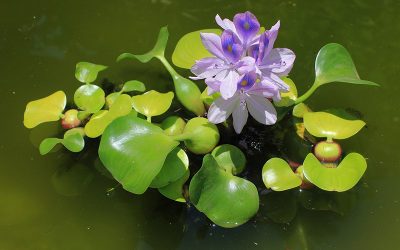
[170,133,191,141]
[147,116,152,123]
[157,55,179,79]
[295,83,318,104]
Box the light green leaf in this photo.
[292,103,311,118]
[314,43,379,87]
[303,153,367,192]
[159,170,189,202]
[189,155,259,228]
[274,77,298,107]
[39,129,85,155]
[172,29,221,69]
[131,90,174,118]
[75,62,107,84]
[304,111,366,139]
[201,87,221,106]
[211,144,246,175]
[121,80,146,93]
[98,114,179,194]
[85,94,132,138]
[23,91,66,128]
[74,84,105,113]
[150,147,189,188]
[262,158,302,191]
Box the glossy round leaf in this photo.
[75,62,107,84]
[159,170,189,203]
[314,43,379,87]
[121,80,146,93]
[98,114,179,194]
[23,91,66,128]
[39,129,85,155]
[303,153,367,192]
[106,92,120,107]
[189,155,259,228]
[211,144,246,175]
[304,111,365,139]
[74,84,105,113]
[262,158,302,191]
[161,116,186,136]
[172,29,222,69]
[150,147,189,188]
[131,90,174,118]
[84,94,132,138]
[274,77,298,107]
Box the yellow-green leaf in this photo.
[23,91,66,128]
[131,90,174,118]
[304,111,366,139]
[274,78,298,107]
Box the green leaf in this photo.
[150,147,189,188]
[161,116,186,136]
[74,84,105,113]
[23,91,66,128]
[39,129,85,155]
[292,103,311,118]
[159,169,189,203]
[314,43,379,87]
[121,80,146,93]
[303,111,366,139]
[98,114,179,194]
[85,94,132,138]
[211,144,246,175]
[274,77,298,107]
[262,158,302,191]
[51,164,94,197]
[201,87,221,106]
[75,62,107,84]
[131,90,174,119]
[303,153,367,192]
[117,26,168,63]
[172,29,221,69]
[189,155,259,228]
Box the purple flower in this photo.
[208,72,279,133]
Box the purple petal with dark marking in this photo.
[200,33,225,59]
[257,21,280,64]
[233,11,260,45]
[237,72,257,90]
[221,30,243,63]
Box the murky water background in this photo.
[1,0,400,249]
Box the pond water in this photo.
[1,0,400,249]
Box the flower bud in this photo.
[161,116,186,136]
[61,109,81,129]
[182,117,219,154]
[314,141,342,162]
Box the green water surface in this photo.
[1,0,399,249]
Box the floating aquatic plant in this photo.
[22,11,379,228]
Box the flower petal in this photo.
[220,70,240,99]
[205,78,221,94]
[245,94,277,125]
[261,73,290,91]
[215,14,237,34]
[200,33,225,60]
[221,30,243,63]
[258,21,280,64]
[248,81,280,98]
[261,48,295,76]
[233,11,260,46]
[207,95,239,124]
[236,56,256,75]
[190,57,226,79]
[232,100,248,133]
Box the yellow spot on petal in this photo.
[244,22,250,30]
[256,78,261,83]
[241,80,248,86]
[228,45,232,52]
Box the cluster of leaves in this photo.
[23,24,378,228]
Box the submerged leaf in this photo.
[85,94,132,138]
[74,84,105,113]
[189,155,259,228]
[98,114,179,194]
[131,90,174,118]
[303,111,365,139]
[262,158,302,191]
[303,153,367,192]
[172,29,222,69]
[75,62,107,84]
[23,91,66,128]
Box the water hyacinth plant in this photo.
[23,11,379,228]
